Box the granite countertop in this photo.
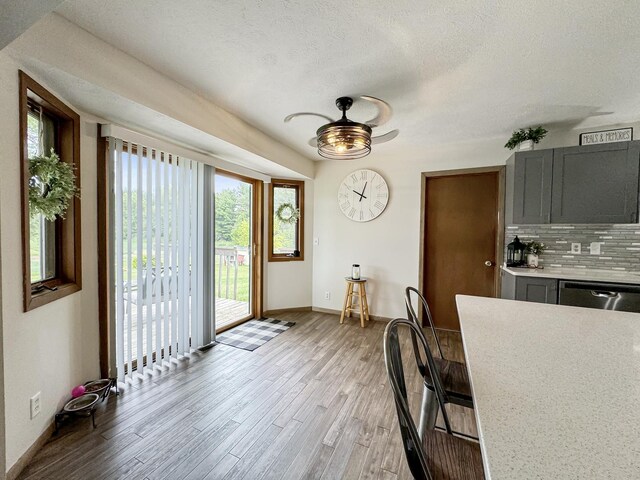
[456,295,640,479]
[501,264,640,285]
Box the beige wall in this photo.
[0,53,101,471]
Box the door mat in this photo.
[216,318,295,351]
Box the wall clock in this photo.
[338,169,389,222]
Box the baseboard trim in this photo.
[263,306,312,317]
[311,306,391,323]
[7,422,54,480]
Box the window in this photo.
[20,71,81,311]
[268,179,304,261]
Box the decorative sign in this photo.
[580,127,633,145]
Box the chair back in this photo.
[384,319,452,480]
[405,287,444,359]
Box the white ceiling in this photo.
[57,0,640,161]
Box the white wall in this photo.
[312,140,505,319]
[0,14,316,472]
[310,122,640,319]
[0,53,100,471]
[264,181,314,311]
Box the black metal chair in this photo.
[383,318,484,480]
[404,287,474,435]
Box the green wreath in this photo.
[29,148,79,221]
[275,202,300,224]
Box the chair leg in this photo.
[357,285,365,327]
[340,283,351,324]
[418,384,439,439]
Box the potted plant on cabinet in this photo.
[504,126,548,151]
[525,241,546,267]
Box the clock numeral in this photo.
[360,170,367,180]
[377,192,388,198]
[369,208,376,218]
[350,174,358,183]
[348,208,356,218]
[341,201,350,210]
[374,200,385,210]
[376,183,385,190]
[359,211,364,221]
[338,192,348,199]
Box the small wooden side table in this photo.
[340,277,370,328]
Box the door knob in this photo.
[484,260,494,267]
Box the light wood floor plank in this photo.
[16,312,477,480]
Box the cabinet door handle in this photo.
[591,290,619,298]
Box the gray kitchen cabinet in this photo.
[506,141,640,225]
[505,150,553,224]
[551,142,640,224]
[502,271,558,304]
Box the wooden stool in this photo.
[340,277,370,328]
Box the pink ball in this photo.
[71,385,86,398]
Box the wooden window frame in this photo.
[214,169,264,332]
[268,179,304,262]
[20,71,82,311]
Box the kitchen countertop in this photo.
[501,264,640,285]
[456,295,640,479]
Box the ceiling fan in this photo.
[284,95,399,159]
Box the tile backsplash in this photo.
[505,224,640,271]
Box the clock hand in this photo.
[351,190,367,202]
[359,182,368,202]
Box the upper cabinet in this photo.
[507,150,553,224]
[506,141,640,224]
[551,143,640,224]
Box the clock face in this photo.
[338,169,389,222]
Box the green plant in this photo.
[504,126,548,150]
[28,148,79,220]
[526,241,546,255]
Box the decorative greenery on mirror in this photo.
[28,148,79,221]
[504,126,548,150]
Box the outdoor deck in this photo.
[215,297,250,330]
[122,297,250,362]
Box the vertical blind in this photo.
[108,137,213,381]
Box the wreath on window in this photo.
[275,202,300,224]
[29,148,79,221]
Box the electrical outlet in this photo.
[313,237,319,246]
[30,392,41,419]
[324,291,330,300]
[571,243,581,254]
[590,242,602,255]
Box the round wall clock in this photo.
[338,169,389,222]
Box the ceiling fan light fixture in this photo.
[316,120,372,160]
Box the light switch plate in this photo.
[571,243,581,254]
[590,242,602,255]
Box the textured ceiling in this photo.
[57,0,640,160]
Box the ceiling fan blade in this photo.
[307,137,318,148]
[371,129,399,145]
[359,95,393,127]
[284,112,335,123]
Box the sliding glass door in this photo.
[214,171,257,332]
[101,132,263,380]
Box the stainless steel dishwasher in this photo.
[558,281,640,313]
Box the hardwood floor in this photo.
[17,311,477,480]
